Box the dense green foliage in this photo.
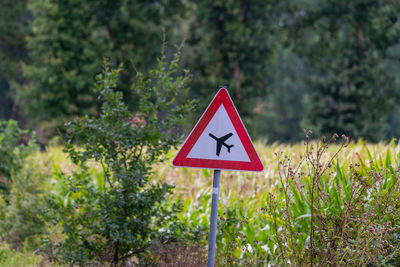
[185,0,279,122]
[0,147,48,250]
[0,243,43,266]
[0,0,29,121]
[1,0,400,141]
[42,55,195,265]
[250,46,307,141]
[0,120,31,197]
[22,0,185,127]
[291,0,400,140]
[0,121,48,249]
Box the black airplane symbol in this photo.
[208,133,234,156]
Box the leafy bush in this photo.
[216,208,249,265]
[0,243,43,267]
[0,120,48,249]
[0,120,31,198]
[43,54,196,265]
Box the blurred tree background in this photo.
[291,0,400,141]
[0,0,30,122]
[1,0,400,143]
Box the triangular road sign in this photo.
[173,88,264,172]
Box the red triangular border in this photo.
[172,88,264,172]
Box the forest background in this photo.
[1,0,400,143]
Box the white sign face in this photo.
[187,105,251,162]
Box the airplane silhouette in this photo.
[209,133,234,156]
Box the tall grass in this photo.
[2,140,400,265]
[156,137,400,265]
[0,243,43,267]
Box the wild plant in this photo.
[263,131,400,266]
[0,120,47,249]
[42,53,196,266]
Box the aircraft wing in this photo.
[220,133,233,142]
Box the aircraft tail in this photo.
[227,145,234,153]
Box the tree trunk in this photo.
[112,242,119,266]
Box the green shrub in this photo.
[0,120,48,249]
[0,243,43,267]
[43,54,196,265]
[0,120,31,198]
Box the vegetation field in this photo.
[1,139,400,266]
[2,1,400,266]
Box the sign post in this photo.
[173,88,263,266]
[207,169,221,267]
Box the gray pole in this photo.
[207,169,221,267]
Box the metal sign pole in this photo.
[207,169,221,267]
